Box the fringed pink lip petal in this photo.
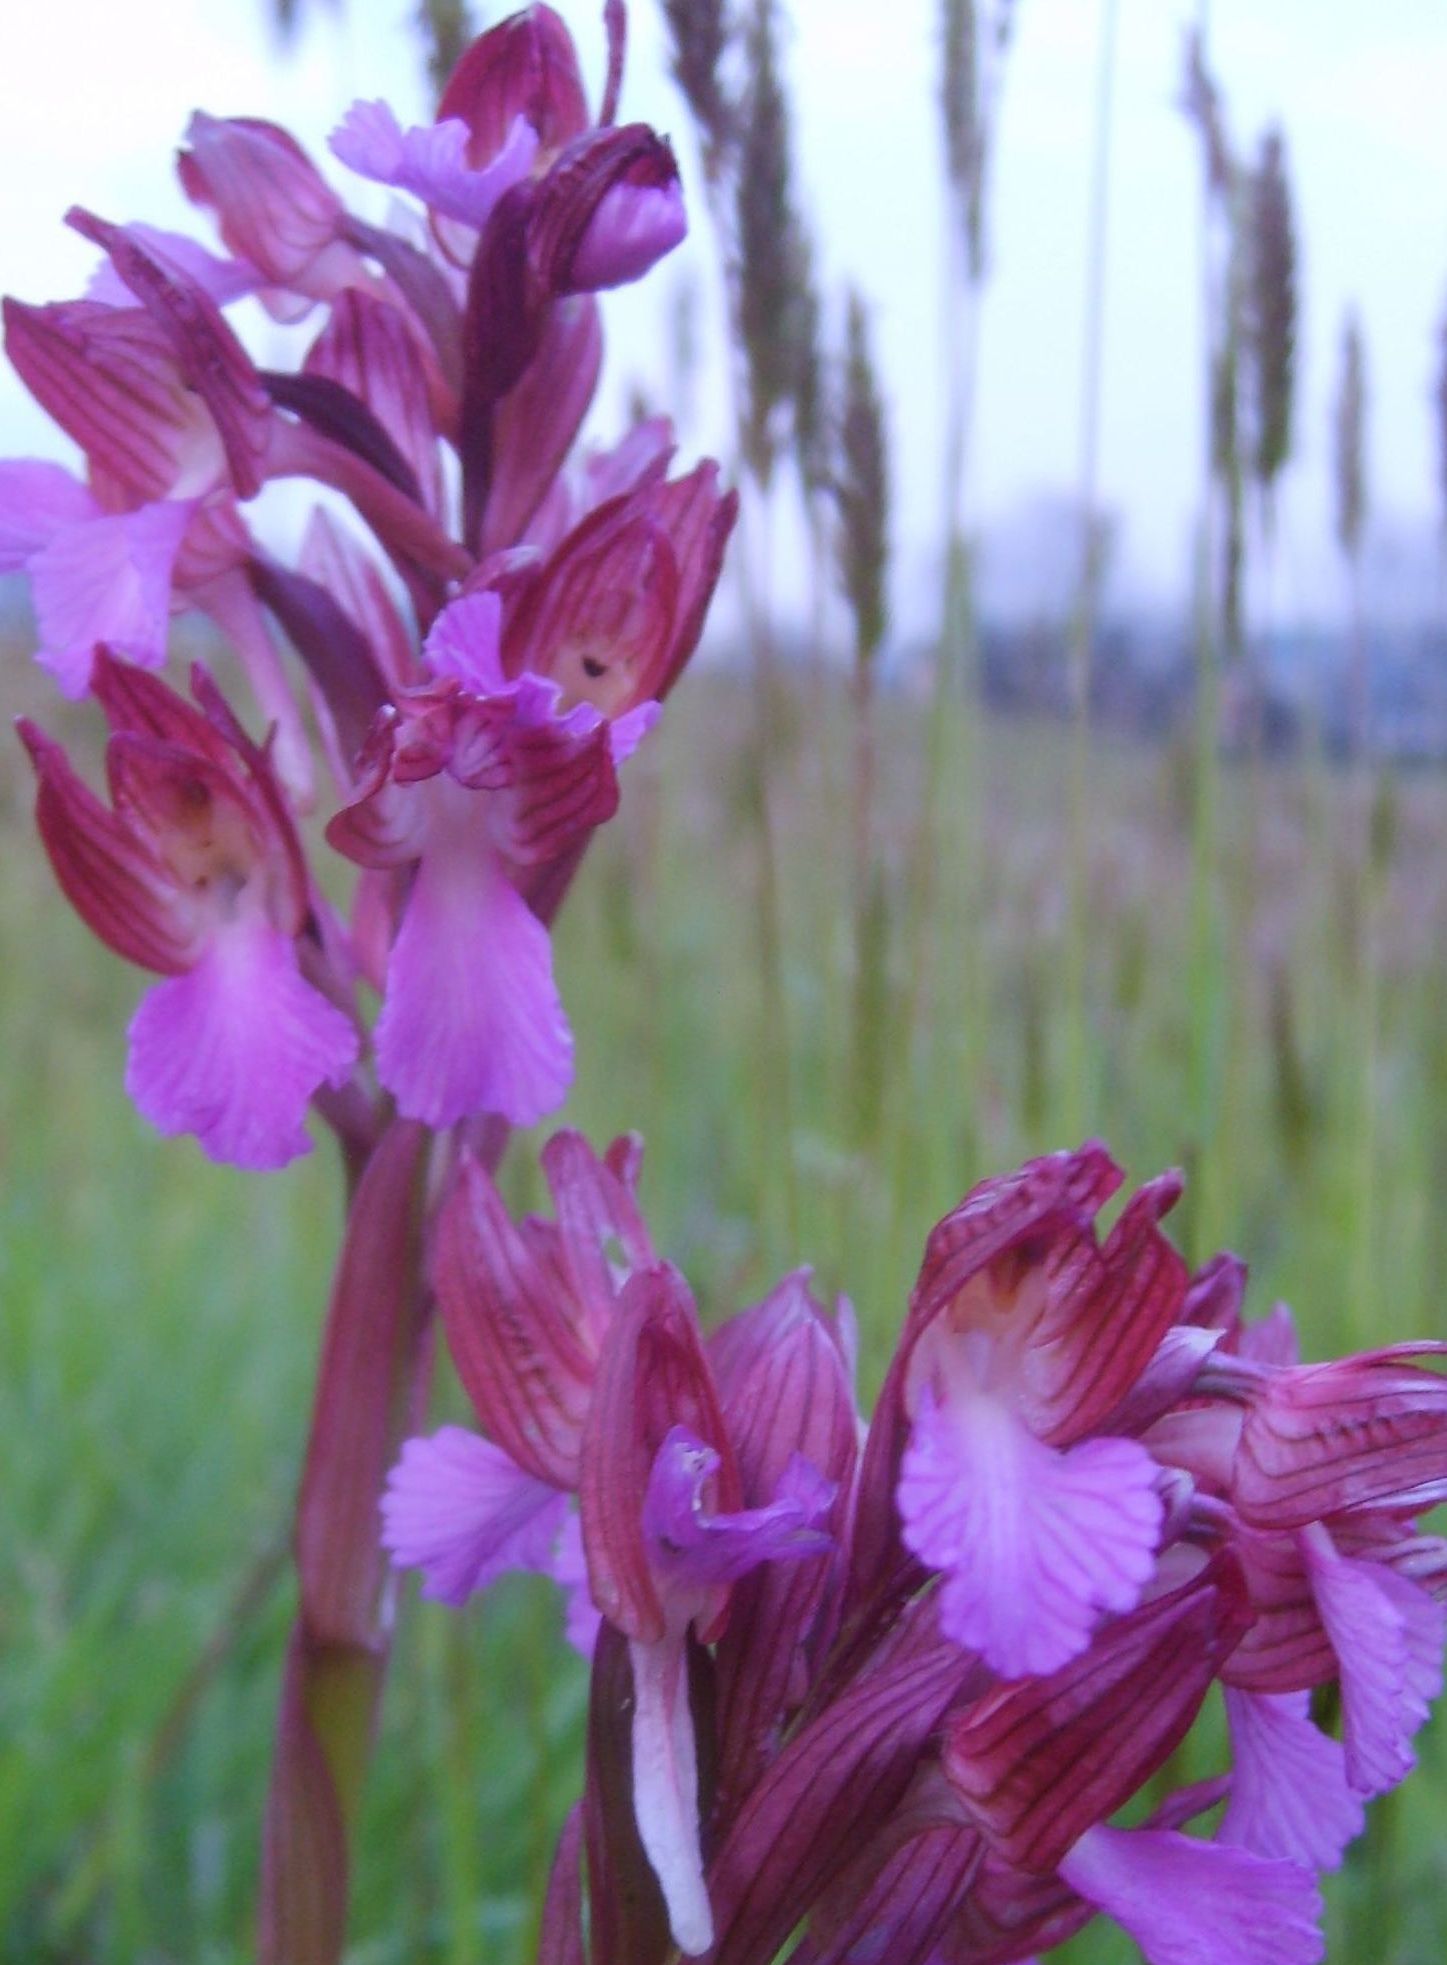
[125,911,358,1170]
[899,1382,1162,1678]
[381,1426,569,1606]
[374,816,571,1128]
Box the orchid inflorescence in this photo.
[388,1129,1447,1964]
[4,5,1445,1964]
[7,0,731,1170]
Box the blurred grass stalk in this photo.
[896,3,1020,1196]
[1180,9,1233,1260]
[664,0,808,1252]
[837,292,891,1148]
[1061,0,1119,1146]
[1334,309,1378,1324]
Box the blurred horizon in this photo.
[4,0,1447,645]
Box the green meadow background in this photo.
[4,641,1447,1960]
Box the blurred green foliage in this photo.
[3,659,1446,1960]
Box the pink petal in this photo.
[381,1426,569,1606]
[190,565,315,811]
[1097,1324,1223,1436]
[422,590,507,693]
[299,505,414,692]
[898,1387,1162,1676]
[1236,1354,1447,1527]
[31,502,194,698]
[582,417,676,509]
[0,459,98,567]
[1304,1534,1445,1795]
[1220,1689,1364,1869]
[629,1631,714,1956]
[1238,1303,1300,1366]
[68,213,272,500]
[579,1266,737,1647]
[376,805,570,1128]
[1058,1824,1324,1965]
[304,289,444,522]
[330,102,537,230]
[4,295,223,504]
[179,115,342,295]
[432,1152,597,1490]
[125,912,359,1169]
[87,221,262,309]
[481,295,603,556]
[538,1125,655,1332]
[19,716,197,974]
[436,8,589,163]
[943,1558,1248,1874]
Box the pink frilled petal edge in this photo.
[1058,1823,1325,1965]
[381,1426,570,1606]
[898,1386,1162,1678]
[1219,1688,1364,1870]
[125,913,358,1170]
[376,826,571,1129]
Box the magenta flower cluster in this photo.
[6,2,733,1168]
[388,1134,1447,1964]
[6,6,1445,1963]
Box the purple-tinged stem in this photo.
[257,835,592,1961]
[258,1117,435,1964]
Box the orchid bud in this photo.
[531,125,687,297]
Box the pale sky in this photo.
[3,0,1446,635]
